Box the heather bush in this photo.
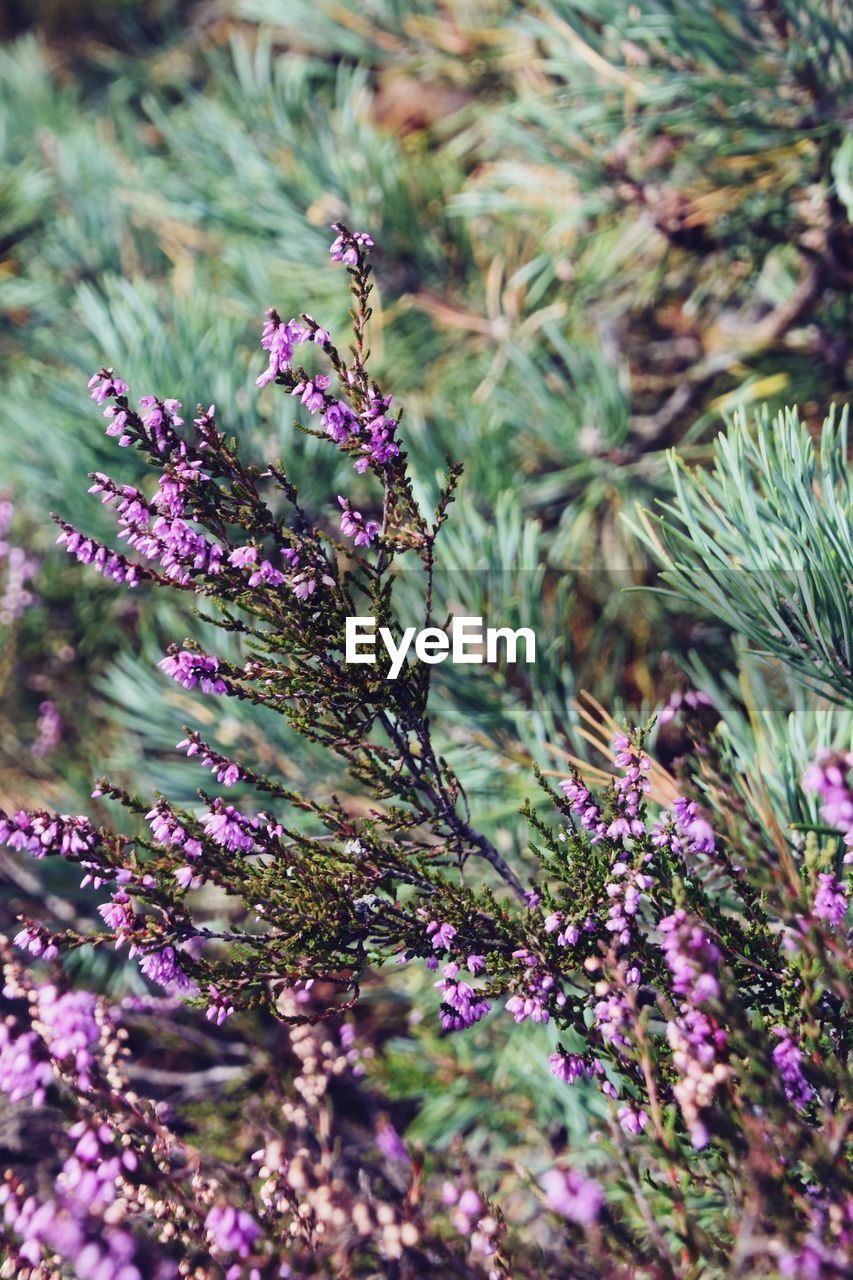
[0,228,849,1278]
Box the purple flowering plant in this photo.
[0,226,850,1278]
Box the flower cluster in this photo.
[0,809,98,860]
[204,1205,261,1259]
[337,495,380,547]
[771,1025,814,1110]
[435,957,491,1031]
[441,1180,502,1259]
[559,773,607,843]
[802,749,853,854]
[31,698,62,758]
[659,910,729,1149]
[505,947,564,1025]
[0,497,39,625]
[35,985,101,1090]
[159,649,227,695]
[540,1168,603,1227]
[201,799,259,854]
[56,518,142,586]
[176,730,242,786]
[256,314,319,389]
[813,871,848,928]
[2,944,520,1277]
[329,226,374,265]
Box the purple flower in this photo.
[505,991,549,1025]
[301,315,331,346]
[0,1022,54,1105]
[426,920,457,951]
[594,993,630,1047]
[0,809,98,860]
[256,312,309,388]
[98,890,135,937]
[559,775,607,843]
[103,405,130,442]
[458,1188,481,1218]
[435,961,491,1031]
[31,699,61,758]
[540,1168,603,1226]
[322,400,358,443]
[123,506,223,585]
[0,808,40,856]
[660,910,729,1148]
[812,873,847,928]
[205,985,234,1026]
[617,1105,649,1135]
[291,572,317,600]
[292,374,331,414]
[174,864,203,891]
[359,393,399,468]
[247,559,285,587]
[375,1121,408,1162]
[36,986,100,1090]
[201,801,257,854]
[55,521,141,586]
[228,545,258,568]
[549,1052,594,1084]
[659,910,721,1003]
[88,369,128,405]
[13,924,59,960]
[138,946,192,992]
[772,1026,814,1110]
[659,687,714,724]
[159,650,226,695]
[670,797,717,856]
[504,948,564,1025]
[176,736,242,788]
[205,1205,261,1258]
[329,225,374,266]
[145,801,186,847]
[136,395,184,453]
[802,749,853,846]
[0,517,39,624]
[337,496,380,547]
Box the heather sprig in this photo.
[0,941,525,1278]
[6,227,525,1018]
[1,226,850,1279]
